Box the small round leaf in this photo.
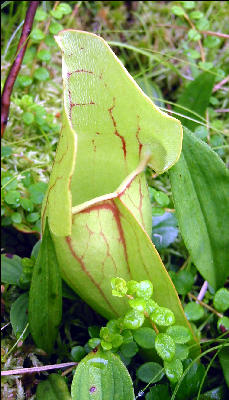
[136,280,153,299]
[120,341,138,358]
[133,327,156,349]
[184,302,204,321]
[155,333,175,361]
[34,67,50,81]
[164,358,183,383]
[137,362,164,384]
[123,310,145,330]
[150,307,175,327]
[128,298,146,312]
[213,288,229,313]
[166,325,192,344]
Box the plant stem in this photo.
[1,1,39,137]
[1,362,78,376]
[188,293,223,318]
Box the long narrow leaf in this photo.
[170,128,229,289]
[29,220,62,353]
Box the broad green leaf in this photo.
[170,128,229,289]
[41,30,197,345]
[29,220,62,353]
[10,292,29,339]
[174,71,215,131]
[36,374,71,399]
[1,254,22,285]
[71,349,135,400]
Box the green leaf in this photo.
[123,309,145,330]
[20,198,34,212]
[49,22,63,35]
[36,374,71,399]
[71,349,135,400]
[213,288,229,313]
[29,220,62,353]
[31,28,45,41]
[164,358,183,383]
[71,346,86,362]
[58,3,72,15]
[217,317,229,332]
[17,75,33,87]
[184,302,204,321]
[27,212,40,223]
[196,18,210,30]
[146,384,170,400]
[219,347,229,388]
[23,112,35,125]
[171,6,185,16]
[155,333,176,361]
[166,325,192,344]
[152,212,178,250]
[188,29,201,42]
[175,344,189,360]
[4,190,21,206]
[35,8,47,22]
[34,67,50,81]
[175,71,215,131]
[137,362,164,383]
[171,270,195,295]
[190,11,204,19]
[10,292,29,339]
[136,280,153,299]
[150,307,175,327]
[50,9,63,19]
[133,327,156,349]
[120,341,138,358]
[204,36,221,48]
[11,212,22,224]
[37,49,51,62]
[1,254,23,284]
[181,1,195,9]
[28,182,47,204]
[42,30,197,347]
[170,129,229,289]
[175,359,205,400]
[154,191,169,207]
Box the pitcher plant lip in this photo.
[55,29,183,173]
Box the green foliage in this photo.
[10,292,29,339]
[29,220,62,353]
[213,288,229,313]
[170,128,229,290]
[184,302,205,321]
[71,349,135,400]
[137,362,164,383]
[36,374,71,399]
